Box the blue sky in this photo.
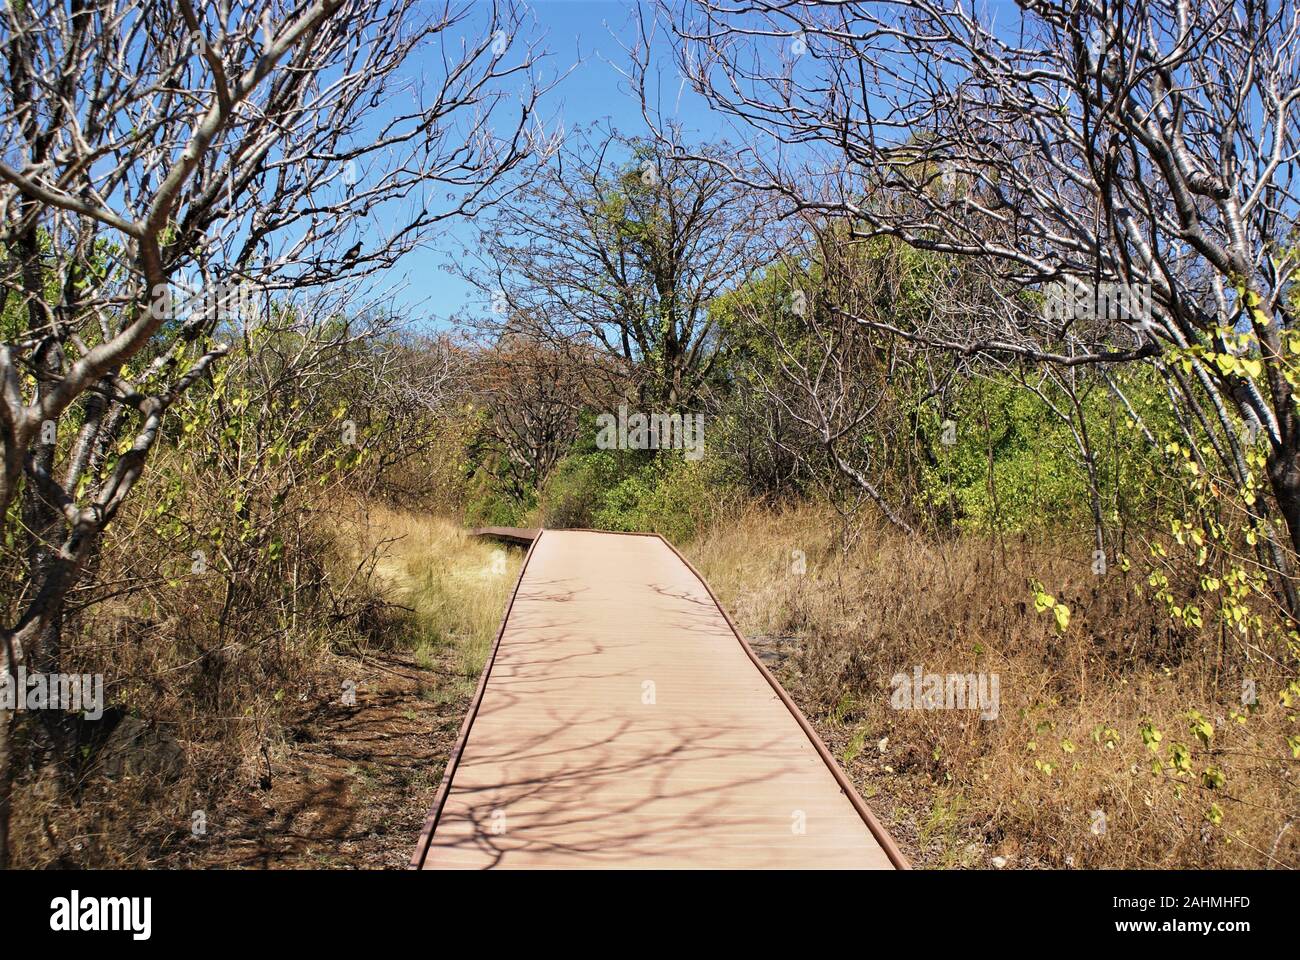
[390,1,735,330]
[389,0,1025,329]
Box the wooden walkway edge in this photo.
[468,526,540,547]
[411,528,908,869]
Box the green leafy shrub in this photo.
[536,448,625,529]
[593,453,734,543]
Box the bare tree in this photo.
[356,330,472,489]
[664,0,1300,601]
[459,124,769,408]
[0,0,541,866]
[730,218,963,533]
[467,334,607,499]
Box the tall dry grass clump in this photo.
[346,504,523,692]
[686,502,1299,869]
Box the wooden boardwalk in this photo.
[411,529,905,869]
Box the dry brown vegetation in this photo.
[13,482,1296,870]
[685,503,1300,869]
[10,502,521,868]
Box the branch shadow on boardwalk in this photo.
[417,530,897,869]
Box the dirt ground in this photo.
[161,644,469,869]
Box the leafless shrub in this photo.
[0,0,543,865]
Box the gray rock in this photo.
[98,716,185,783]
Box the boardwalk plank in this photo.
[412,529,901,870]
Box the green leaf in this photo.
[1188,710,1214,746]
[1169,742,1192,774]
[1053,602,1071,633]
[1141,721,1163,752]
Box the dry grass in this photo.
[16,489,1292,870]
[10,498,523,869]
[351,503,523,691]
[685,502,1299,869]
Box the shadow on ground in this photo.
[163,644,469,869]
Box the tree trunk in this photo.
[1268,446,1300,574]
[0,703,12,869]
